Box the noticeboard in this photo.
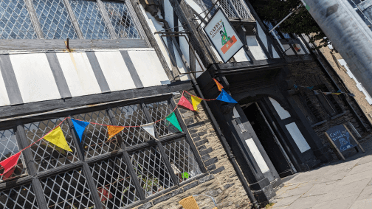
[203,9,243,63]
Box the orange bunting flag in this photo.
[44,127,73,152]
[191,95,203,111]
[178,95,194,111]
[0,152,21,176]
[108,126,124,139]
[213,78,224,91]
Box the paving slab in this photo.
[272,195,302,207]
[285,194,323,209]
[302,181,337,197]
[355,154,372,166]
[349,199,372,209]
[276,183,314,198]
[319,178,369,202]
[312,194,358,209]
[357,185,372,200]
[348,161,372,175]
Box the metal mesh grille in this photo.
[73,110,120,158]
[0,183,38,209]
[146,101,180,137]
[103,1,140,39]
[0,0,37,39]
[41,168,95,209]
[24,118,78,173]
[219,0,237,18]
[163,138,201,183]
[90,156,139,208]
[130,146,174,197]
[70,0,111,39]
[111,105,152,146]
[0,129,27,181]
[217,0,254,20]
[33,0,78,39]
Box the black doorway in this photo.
[243,103,295,178]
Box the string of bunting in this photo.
[0,79,237,177]
[294,85,355,97]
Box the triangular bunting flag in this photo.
[0,152,21,176]
[166,112,182,132]
[44,127,73,152]
[216,89,237,103]
[107,126,124,139]
[191,95,203,111]
[71,119,89,142]
[3,166,16,180]
[178,95,194,111]
[213,78,224,91]
[142,123,156,138]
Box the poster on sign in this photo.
[203,9,243,63]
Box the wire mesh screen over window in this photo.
[163,138,202,183]
[0,0,37,39]
[0,129,27,181]
[146,101,181,137]
[90,156,139,208]
[103,1,140,39]
[0,184,38,209]
[33,0,78,39]
[130,146,174,197]
[24,118,78,172]
[41,168,95,209]
[111,104,151,146]
[73,110,120,158]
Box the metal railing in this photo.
[204,0,255,21]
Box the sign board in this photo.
[325,124,364,160]
[203,9,243,63]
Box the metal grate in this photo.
[90,156,139,208]
[73,110,120,158]
[24,118,78,173]
[103,1,140,39]
[70,0,111,39]
[130,146,174,197]
[146,101,180,137]
[33,0,78,39]
[0,183,38,209]
[229,0,254,20]
[0,129,27,181]
[163,138,201,183]
[41,168,95,209]
[111,105,152,146]
[0,0,37,39]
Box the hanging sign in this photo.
[203,9,243,63]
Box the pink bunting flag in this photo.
[0,152,21,176]
[178,95,194,111]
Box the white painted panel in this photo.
[164,0,174,28]
[0,69,10,106]
[233,48,250,62]
[247,36,267,60]
[57,52,101,97]
[257,24,280,58]
[10,53,60,103]
[285,122,311,153]
[95,51,135,91]
[128,50,170,86]
[269,97,291,119]
[245,138,270,173]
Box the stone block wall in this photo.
[134,90,251,209]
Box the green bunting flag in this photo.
[166,112,182,132]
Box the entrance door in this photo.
[243,103,296,178]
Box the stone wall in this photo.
[134,90,251,209]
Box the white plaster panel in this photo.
[128,50,170,86]
[257,23,280,58]
[233,48,250,62]
[0,68,10,106]
[247,35,267,60]
[269,97,291,119]
[56,52,101,97]
[245,138,270,173]
[95,51,136,91]
[10,53,60,103]
[285,122,311,153]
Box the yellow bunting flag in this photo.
[44,127,73,152]
[191,95,203,111]
[107,126,124,139]
[213,78,224,91]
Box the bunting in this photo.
[216,89,237,103]
[44,127,73,152]
[213,78,224,91]
[191,95,202,111]
[142,123,156,138]
[166,112,182,132]
[179,95,194,111]
[71,119,89,142]
[0,152,21,176]
[107,126,124,139]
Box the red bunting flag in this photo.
[213,78,224,91]
[2,166,16,180]
[178,95,194,111]
[0,152,21,176]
